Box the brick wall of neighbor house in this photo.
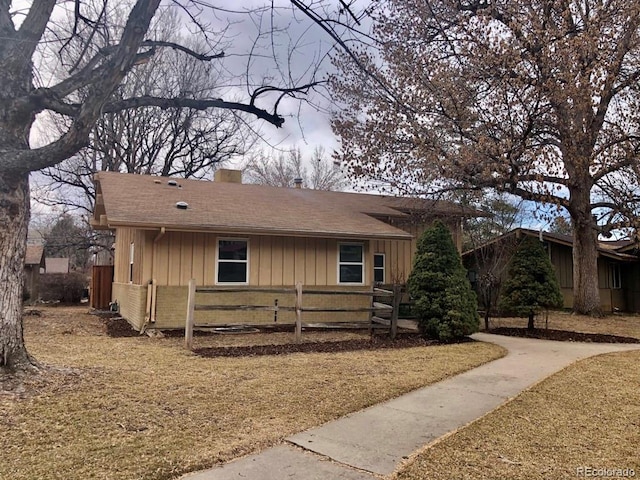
[112,282,148,330]
[152,285,372,329]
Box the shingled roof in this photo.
[92,172,471,240]
[25,245,44,266]
[463,228,638,262]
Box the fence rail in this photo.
[184,280,401,349]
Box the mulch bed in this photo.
[193,334,447,357]
[95,313,459,354]
[95,314,140,338]
[488,327,640,344]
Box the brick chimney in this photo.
[214,169,242,183]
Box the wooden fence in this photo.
[184,280,402,350]
[90,265,114,310]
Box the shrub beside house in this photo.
[408,221,479,341]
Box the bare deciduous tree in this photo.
[35,6,253,216]
[0,0,322,372]
[325,0,640,315]
[243,146,346,190]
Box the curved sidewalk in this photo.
[182,333,640,480]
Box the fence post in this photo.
[185,278,196,350]
[390,284,401,340]
[368,285,375,337]
[295,282,302,343]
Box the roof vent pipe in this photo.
[293,177,303,189]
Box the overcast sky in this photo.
[199,1,342,159]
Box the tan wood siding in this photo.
[167,233,182,284]
[326,239,338,284]
[549,244,573,289]
[258,236,272,285]
[249,237,260,285]
[294,237,306,284]
[143,232,381,288]
[305,238,317,286]
[113,227,146,285]
[204,235,216,284]
[370,238,414,284]
[192,233,205,285]
[315,238,327,285]
[271,236,284,285]
[179,232,192,285]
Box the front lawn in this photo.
[484,311,640,339]
[394,349,640,479]
[0,306,504,480]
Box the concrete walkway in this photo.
[182,333,640,480]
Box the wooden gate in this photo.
[90,265,114,309]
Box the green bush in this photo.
[40,272,88,303]
[499,236,563,329]
[407,220,479,341]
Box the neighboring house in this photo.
[24,244,45,303]
[45,257,70,274]
[463,228,640,313]
[91,169,474,330]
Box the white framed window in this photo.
[216,239,249,284]
[338,243,364,284]
[611,264,622,289]
[374,253,385,284]
[128,242,134,283]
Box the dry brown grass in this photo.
[0,306,504,480]
[393,349,640,480]
[484,311,640,339]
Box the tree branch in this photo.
[103,96,285,127]
[138,40,224,61]
[14,1,56,61]
[0,0,14,35]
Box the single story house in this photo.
[463,228,640,313]
[91,169,474,330]
[24,244,45,303]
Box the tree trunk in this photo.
[570,189,601,315]
[0,173,36,370]
[527,311,535,330]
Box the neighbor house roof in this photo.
[25,245,45,266]
[92,172,474,240]
[463,228,638,262]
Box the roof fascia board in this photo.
[103,221,413,240]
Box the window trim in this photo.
[611,263,622,290]
[215,237,249,285]
[373,253,385,284]
[337,242,365,285]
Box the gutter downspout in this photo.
[146,227,166,327]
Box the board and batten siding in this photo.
[112,224,474,329]
[112,227,150,285]
[147,231,375,287]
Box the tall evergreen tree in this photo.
[407,220,479,341]
[499,237,564,329]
